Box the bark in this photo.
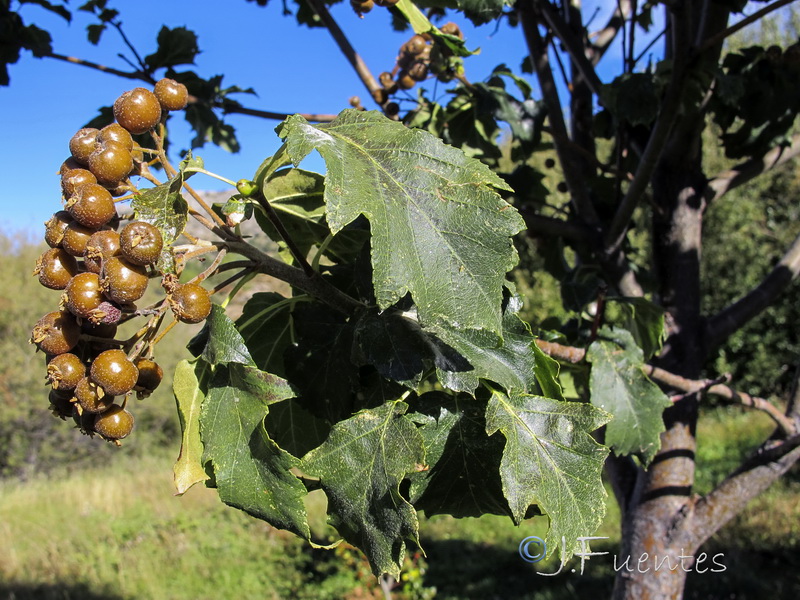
[611,3,730,598]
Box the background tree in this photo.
[4,1,800,599]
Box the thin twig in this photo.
[604,3,693,255]
[252,191,315,277]
[305,0,382,102]
[534,338,796,436]
[697,0,797,53]
[44,51,143,79]
[518,3,599,225]
[111,19,149,75]
[43,52,336,123]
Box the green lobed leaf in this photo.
[255,168,368,264]
[352,308,471,388]
[586,327,672,465]
[408,392,508,518]
[265,399,331,458]
[144,25,200,69]
[607,297,666,361]
[301,401,425,577]
[201,362,310,538]
[172,358,210,495]
[235,292,299,375]
[200,304,255,367]
[428,297,559,396]
[278,110,524,336]
[131,160,191,250]
[485,390,610,562]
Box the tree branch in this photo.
[535,339,795,434]
[44,51,337,123]
[518,3,599,226]
[704,132,800,205]
[536,0,606,100]
[518,210,594,242]
[706,231,800,348]
[224,241,365,315]
[696,0,797,54]
[644,366,797,436]
[688,434,800,550]
[590,0,634,63]
[604,3,692,255]
[306,0,382,102]
[45,51,145,80]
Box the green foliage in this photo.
[279,110,524,335]
[587,327,672,465]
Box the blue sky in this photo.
[0,0,647,233]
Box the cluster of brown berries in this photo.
[30,78,211,444]
[375,23,464,112]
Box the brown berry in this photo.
[153,78,189,111]
[101,256,149,304]
[114,88,162,134]
[34,248,78,290]
[67,183,117,229]
[84,230,121,274]
[88,141,133,186]
[74,377,114,414]
[91,348,138,396]
[31,311,80,355]
[47,353,86,391]
[119,221,163,266]
[170,282,212,324]
[69,128,99,166]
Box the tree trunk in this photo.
[611,110,708,599]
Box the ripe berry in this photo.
[61,168,97,198]
[93,404,134,440]
[114,88,162,134]
[101,256,149,304]
[119,221,163,266]
[134,358,163,396]
[91,349,139,396]
[84,230,121,274]
[61,221,96,257]
[404,35,428,56]
[379,72,398,94]
[88,142,133,186]
[59,157,83,175]
[74,376,114,414]
[170,282,212,324]
[384,102,400,117]
[409,61,428,81]
[67,183,117,229]
[350,0,373,13]
[49,389,75,419]
[44,211,74,248]
[63,272,104,320]
[96,123,134,151]
[35,247,78,290]
[153,78,189,111]
[440,22,463,39]
[31,311,80,355]
[72,402,95,433]
[397,71,416,90]
[69,128,99,166]
[544,158,556,169]
[47,353,86,391]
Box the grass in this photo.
[2,409,798,600]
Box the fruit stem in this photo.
[252,190,315,277]
[221,271,257,308]
[183,167,237,187]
